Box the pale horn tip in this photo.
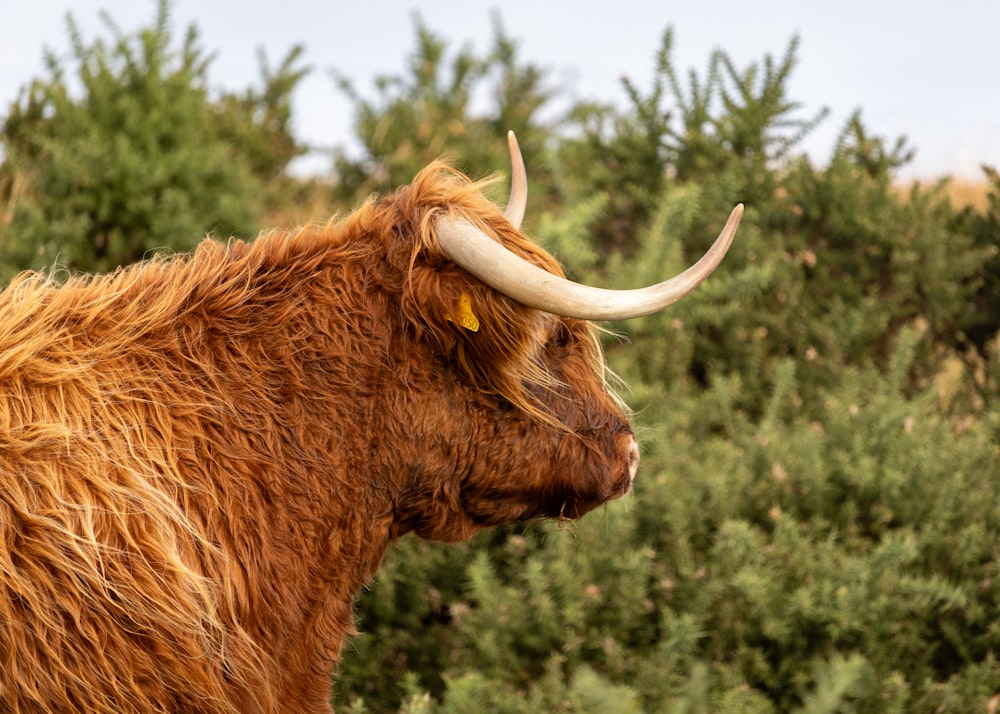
[717,203,744,252]
[503,131,527,229]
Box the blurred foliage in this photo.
[329,13,553,209]
[0,0,308,278]
[553,30,828,253]
[2,4,1000,712]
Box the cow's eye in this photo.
[494,397,515,416]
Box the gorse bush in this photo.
[0,0,307,279]
[2,4,999,712]
[341,336,1000,713]
[330,13,552,209]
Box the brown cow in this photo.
[0,133,741,713]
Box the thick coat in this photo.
[0,164,638,712]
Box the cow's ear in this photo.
[399,262,488,348]
[444,292,480,333]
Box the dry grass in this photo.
[942,178,993,212]
[899,178,993,213]
[259,177,342,231]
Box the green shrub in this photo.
[0,0,307,279]
[338,331,1000,712]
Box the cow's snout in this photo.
[627,436,640,487]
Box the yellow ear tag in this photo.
[446,293,480,332]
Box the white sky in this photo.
[1,0,997,180]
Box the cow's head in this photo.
[363,133,742,543]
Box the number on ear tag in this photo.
[446,293,480,332]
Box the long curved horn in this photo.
[503,131,527,229]
[437,204,743,321]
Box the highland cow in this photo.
[0,133,742,713]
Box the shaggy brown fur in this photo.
[0,163,637,712]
